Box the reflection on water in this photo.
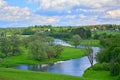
[13,47,100,77]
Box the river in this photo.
[12,39,100,77]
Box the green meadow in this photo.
[0,47,87,67]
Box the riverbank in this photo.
[0,65,118,80]
[0,46,89,80]
[0,46,87,67]
[0,46,118,80]
[83,66,118,80]
[0,68,88,80]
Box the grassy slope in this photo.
[0,47,87,67]
[0,68,88,80]
[83,69,117,80]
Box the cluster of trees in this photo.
[0,32,21,57]
[22,28,35,35]
[0,32,63,61]
[87,24,120,31]
[93,33,113,40]
[71,27,91,39]
[23,33,63,61]
[48,27,92,41]
[97,35,120,76]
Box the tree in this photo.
[97,35,120,76]
[45,37,54,46]
[72,27,91,38]
[72,35,81,48]
[87,46,94,66]
[53,45,63,57]
[0,36,10,57]
[86,29,92,39]
[28,40,48,61]
[9,34,21,56]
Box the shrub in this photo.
[92,63,110,71]
[110,62,120,76]
[117,75,120,80]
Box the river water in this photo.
[12,39,100,77]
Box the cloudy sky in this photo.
[0,0,120,27]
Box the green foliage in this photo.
[92,63,110,71]
[28,40,48,61]
[81,39,100,47]
[44,37,54,45]
[97,35,120,76]
[72,35,81,48]
[84,68,117,80]
[117,75,120,80]
[93,33,113,40]
[9,35,22,55]
[0,37,10,57]
[0,47,86,67]
[49,31,72,40]
[27,34,63,61]
[72,27,91,39]
[110,62,120,76]
[53,45,63,57]
[22,28,35,35]
[0,33,22,57]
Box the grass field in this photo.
[0,47,87,67]
[81,39,100,47]
[0,68,87,80]
[83,69,118,80]
[69,39,100,47]
[97,30,120,35]
[0,66,118,80]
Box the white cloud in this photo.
[0,0,60,27]
[34,0,120,10]
[105,10,120,18]
[38,0,80,11]
[0,0,31,22]
[0,0,7,7]
[28,14,59,25]
[0,0,120,27]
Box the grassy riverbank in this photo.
[1,45,116,80]
[0,46,89,80]
[0,68,88,80]
[83,63,118,80]
[83,69,118,80]
[0,65,118,80]
[0,46,87,67]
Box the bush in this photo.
[28,40,48,61]
[0,58,2,62]
[0,54,7,58]
[53,45,63,57]
[117,75,120,80]
[110,62,120,76]
[92,63,110,71]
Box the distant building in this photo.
[44,28,51,32]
